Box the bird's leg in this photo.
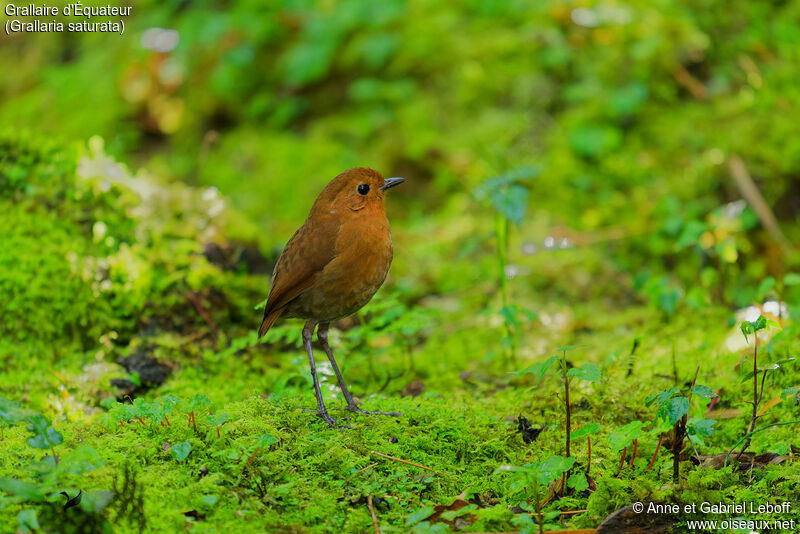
[302,320,341,428]
[317,322,402,418]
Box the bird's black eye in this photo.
[357,184,370,195]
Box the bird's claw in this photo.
[301,407,351,429]
[346,404,403,417]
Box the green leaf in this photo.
[531,455,576,485]
[608,421,644,451]
[17,509,39,531]
[171,442,192,462]
[645,388,679,407]
[206,413,229,426]
[757,277,776,297]
[657,397,690,425]
[25,415,62,449]
[691,385,716,399]
[783,273,800,286]
[566,472,589,492]
[0,397,28,425]
[570,423,601,440]
[567,363,601,382]
[687,418,716,445]
[512,356,559,385]
[256,434,278,448]
[0,478,45,502]
[187,394,213,411]
[405,506,435,526]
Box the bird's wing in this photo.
[259,218,337,337]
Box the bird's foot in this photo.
[345,404,403,417]
[301,407,351,429]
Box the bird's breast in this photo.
[287,209,394,321]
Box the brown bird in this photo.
[258,167,405,427]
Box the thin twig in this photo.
[370,451,455,479]
[359,462,379,473]
[367,495,380,534]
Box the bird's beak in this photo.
[380,177,405,190]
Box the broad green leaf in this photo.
[608,421,643,451]
[783,273,800,286]
[645,388,679,407]
[17,509,39,531]
[570,423,601,440]
[567,363,601,382]
[691,385,716,399]
[25,415,62,449]
[566,472,589,492]
[171,442,192,462]
[687,418,716,445]
[657,397,689,425]
[256,434,278,448]
[757,277,776,297]
[0,478,45,501]
[531,455,576,485]
[512,356,559,385]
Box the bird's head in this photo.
[312,167,404,215]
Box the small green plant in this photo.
[645,368,716,482]
[475,165,540,364]
[496,455,575,534]
[736,314,784,458]
[513,345,600,493]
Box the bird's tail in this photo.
[258,307,284,339]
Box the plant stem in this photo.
[533,482,544,534]
[495,214,515,364]
[630,439,638,468]
[648,433,664,472]
[724,420,800,466]
[739,334,760,458]
[561,351,572,488]
[586,437,592,476]
[615,447,627,477]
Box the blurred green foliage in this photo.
[3,1,800,532]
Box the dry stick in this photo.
[648,433,664,472]
[367,495,380,534]
[370,451,455,479]
[728,156,792,251]
[360,462,379,473]
[615,447,627,477]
